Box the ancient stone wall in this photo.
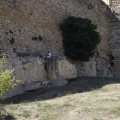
[106,0,120,78]
[0,0,119,78]
[0,0,110,55]
[3,53,76,98]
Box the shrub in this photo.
[59,16,101,61]
[0,54,20,100]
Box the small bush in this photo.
[0,54,20,100]
[59,16,101,61]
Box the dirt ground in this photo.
[3,77,120,104]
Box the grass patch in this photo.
[22,110,31,118]
[7,111,15,118]
[111,107,120,117]
[6,77,120,120]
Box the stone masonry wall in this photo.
[109,0,120,77]
[3,53,77,98]
[0,0,110,55]
[0,0,119,77]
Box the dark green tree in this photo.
[59,16,101,61]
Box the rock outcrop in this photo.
[4,53,47,84]
[46,57,77,86]
[3,54,77,98]
[3,53,47,98]
[84,58,97,77]
[58,59,77,79]
[0,0,120,98]
[0,0,117,78]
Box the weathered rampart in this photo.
[0,0,120,79]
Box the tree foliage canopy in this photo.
[59,16,101,61]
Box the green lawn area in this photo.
[6,78,120,120]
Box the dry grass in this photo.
[7,82,120,120]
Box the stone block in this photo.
[50,78,68,86]
[58,59,77,79]
[84,57,97,77]
[25,81,49,91]
[6,85,25,98]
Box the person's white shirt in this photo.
[47,53,51,58]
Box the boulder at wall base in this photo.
[22,57,47,84]
[46,57,77,80]
[6,85,26,99]
[25,81,49,91]
[3,54,77,98]
[46,57,58,80]
[84,57,97,77]
[58,59,77,79]
[50,78,68,86]
[4,54,47,84]
[96,54,113,77]
[2,53,48,98]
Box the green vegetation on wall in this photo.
[59,16,101,61]
[0,54,20,100]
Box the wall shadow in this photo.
[1,77,120,104]
[5,115,16,120]
[0,115,15,120]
